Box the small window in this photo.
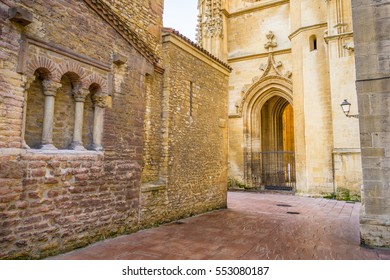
[310,35,317,51]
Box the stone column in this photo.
[71,86,88,151]
[41,79,60,150]
[21,77,33,149]
[91,94,107,151]
[352,0,390,247]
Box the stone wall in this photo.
[0,0,155,259]
[141,72,164,184]
[352,0,390,247]
[102,0,164,56]
[139,30,231,225]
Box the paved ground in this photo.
[50,192,390,260]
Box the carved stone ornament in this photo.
[92,94,107,108]
[343,42,354,51]
[72,85,89,102]
[264,31,278,51]
[197,0,223,43]
[259,31,292,79]
[42,79,60,97]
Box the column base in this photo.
[90,144,103,151]
[40,143,57,150]
[70,142,86,151]
[22,140,30,149]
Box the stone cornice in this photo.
[324,31,354,43]
[228,48,291,63]
[83,0,159,65]
[228,0,290,18]
[289,23,328,40]
[162,28,232,75]
[18,34,111,73]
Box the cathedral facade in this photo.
[197,0,362,197]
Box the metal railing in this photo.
[250,151,296,191]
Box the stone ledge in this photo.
[0,148,104,157]
[26,149,103,156]
[141,181,167,193]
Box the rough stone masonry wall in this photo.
[0,0,155,259]
[104,0,164,55]
[352,0,390,247]
[162,36,229,220]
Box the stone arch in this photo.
[239,75,292,116]
[84,74,108,94]
[241,75,293,143]
[26,56,58,80]
[25,68,51,148]
[240,75,294,188]
[52,71,83,149]
[56,61,87,83]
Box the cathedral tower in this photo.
[196,0,228,60]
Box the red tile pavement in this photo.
[48,191,390,260]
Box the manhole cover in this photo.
[276,204,292,207]
[287,211,300,215]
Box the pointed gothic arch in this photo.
[240,75,295,189]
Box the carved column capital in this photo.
[42,79,60,97]
[72,84,89,102]
[92,94,108,108]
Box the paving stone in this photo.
[49,192,389,260]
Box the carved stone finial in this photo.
[264,31,278,51]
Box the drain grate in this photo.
[287,211,300,215]
[276,204,292,207]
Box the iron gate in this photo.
[250,151,296,191]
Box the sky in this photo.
[163,0,198,41]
